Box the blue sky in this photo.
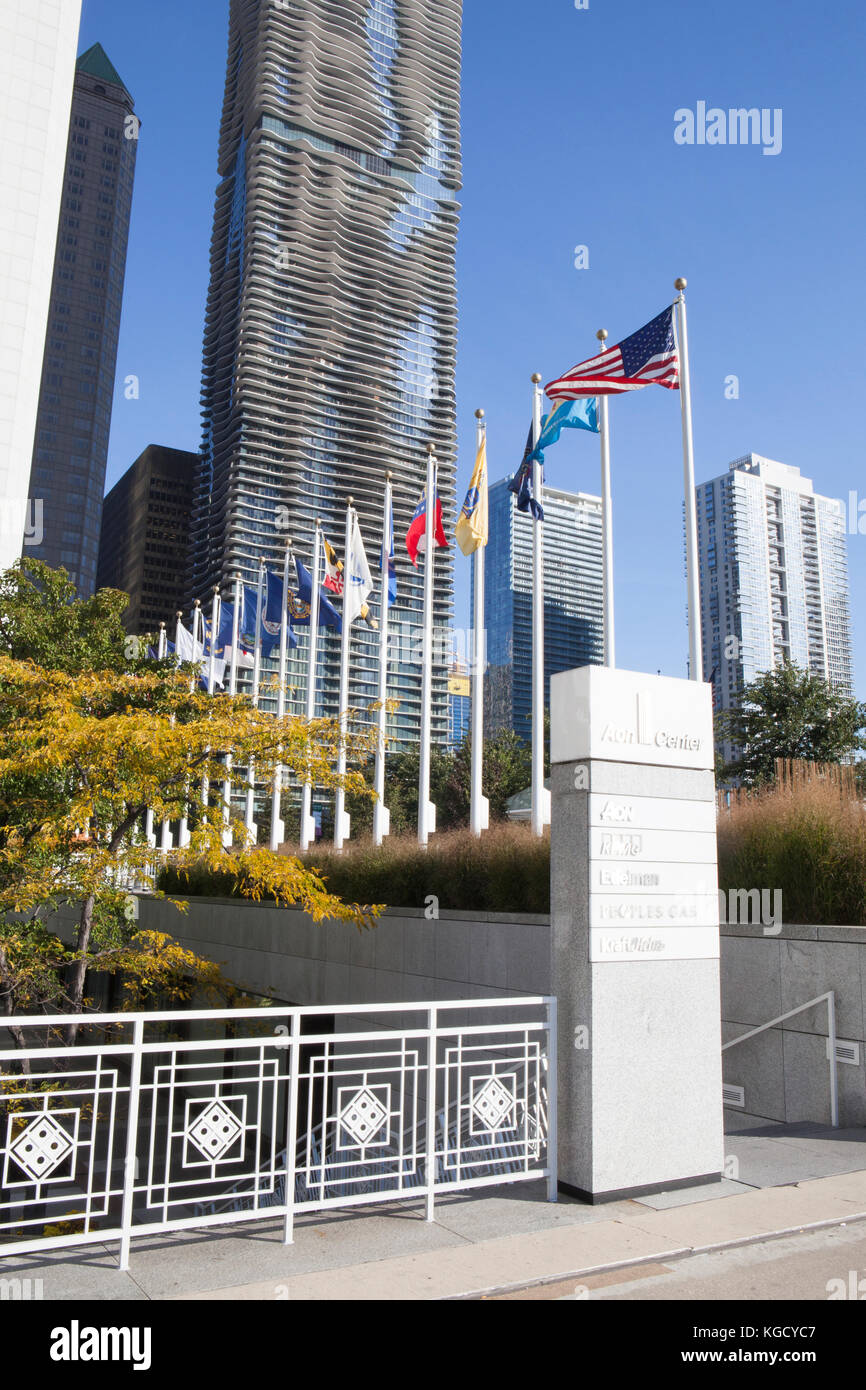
[81,0,866,698]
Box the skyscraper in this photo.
[97,445,197,636]
[697,454,854,722]
[0,0,82,572]
[479,478,604,739]
[26,42,138,595]
[447,658,471,751]
[191,0,462,750]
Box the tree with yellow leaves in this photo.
[0,562,381,1039]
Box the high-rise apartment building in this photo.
[191,0,462,749]
[97,445,197,636]
[697,455,854,721]
[0,0,82,571]
[26,42,138,595]
[479,478,604,739]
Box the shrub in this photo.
[717,778,866,926]
[160,824,551,915]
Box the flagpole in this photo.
[144,624,167,851]
[201,586,220,816]
[595,329,616,668]
[373,474,393,848]
[418,444,437,848]
[674,277,703,682]
[471,410,490,839]
[221,574,241,849]
[334,500,355,850]
[178,601,201,850]
[269,543,293,852]
[530,373,547,839]
[300,521,323,851]
[157,622,174,858]
[244,560,265,844]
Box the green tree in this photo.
[441,728,534,826]
[717,660,866,786]
[0,558,142,673]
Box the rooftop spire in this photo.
[76,42,130,96]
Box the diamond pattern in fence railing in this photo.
[471,1076,516,1134]
[8,1113,75,1182]
[339,1086,390,1148]
[185,1100,243,1163]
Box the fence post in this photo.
[119,1016,144,1271]
[546,997,558,1203]
[425,1007,437,1223]
[283,1011,301,1245]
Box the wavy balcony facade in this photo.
[191,0,463,752]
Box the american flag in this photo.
[545,306,680,400]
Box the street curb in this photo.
[449,1207,866,1300]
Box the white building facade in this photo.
[0,0,81,570]
[697,454,854,719]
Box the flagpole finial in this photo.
[531,373,542,385]
[176,610,183,619]
[347,497,354,507]
[675,277,687,290]
[475,408,485,419]
[427,441,436,455]
[386,469,393,480]
[596,329,608,343]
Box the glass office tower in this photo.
[478,477,605,739]
[191,0,462,749]
[27,43,137,595]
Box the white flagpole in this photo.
[333,500,355,850]
[373,473,393,848]
[201,586,220,815]
[244,560,265,844]
[221,574,242,849]
[144,623,167,851]
[530,373,548,839]
[300,521,323,851]
[674,277,703,682]
[595,329,616,668]
[178,601,201,850]
[269,543,293,852]
[418,444,437,848]
[159,620,175,858]
[470,410,490,839]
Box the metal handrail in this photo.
[722,991,839,1127]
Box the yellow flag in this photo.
[456,438,489,556]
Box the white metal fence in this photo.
[0,998,556,1270]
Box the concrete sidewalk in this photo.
[5,1117,866,1301]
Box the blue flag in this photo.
[292,559,342,633]
[381,496,397,608]
[238,577,298,658]
[533,398,598,461]
[509,428,544,521]
[509,399,599,521]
